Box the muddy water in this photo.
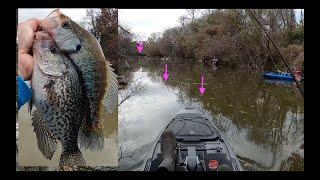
[118,57,304,171]
[17,103,118,167]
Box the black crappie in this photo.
[31,31,86,167]
[41,9,118,150]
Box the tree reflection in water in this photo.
[119,57,304,171]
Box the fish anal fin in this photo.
[31,109,57,160]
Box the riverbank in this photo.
[141,10,303,72]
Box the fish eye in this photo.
[62,21,70,29]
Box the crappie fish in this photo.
[31,31,86,167]
[41,9,118,150]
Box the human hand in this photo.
[17,18,41,80]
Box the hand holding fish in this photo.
[22,9,118,169]
[18,18,41,80]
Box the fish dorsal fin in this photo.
[31,109,57,160]
[102,61,118,114]
[45,9,61,19]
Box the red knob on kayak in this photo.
[208,160,219,170]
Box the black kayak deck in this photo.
[144,107,242,171]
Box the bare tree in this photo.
[288,9,296,31]
[186,9,197,21]
[300,9,304,27]
[202,9,214,17]
[86,9,99,37]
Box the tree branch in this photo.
[119,79,144,106]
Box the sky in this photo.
[18,9,188,41]
[18,8,87,24]
[118,9,187,41]
[18,9,304,41]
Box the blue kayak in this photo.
[263,72,294,81]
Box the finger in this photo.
[18,53,34,81]
[18,18,41,32]
[27,18,42,32]
[18,18,41,53]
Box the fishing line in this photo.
[246,11,283,74]
[246,9,304,98]
[245,10,289,86]
[247,13,293,99]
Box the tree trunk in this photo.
[288,9,296,31]
[300,9,304,27]
[280,10,287,30]
[269,9,276,34]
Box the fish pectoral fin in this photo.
[31,109,57,160]
[103,62,118,114]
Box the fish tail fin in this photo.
[78,123,104,151]
[59,146,86,168]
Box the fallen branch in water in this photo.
[119,78,145,106]
[118,142,136,161]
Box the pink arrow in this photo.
[199,75,206,95]
[163,64,169,81]
[137,42,144,53]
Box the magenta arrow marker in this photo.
[163,64,169,81]
[199,75,206,95]
[137,42,144,53]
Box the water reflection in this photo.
[118,57,304,171]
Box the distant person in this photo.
[293,66,302,81]
[211,57,219,70]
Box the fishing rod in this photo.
[246,9,304,98]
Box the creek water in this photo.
[118,57,304,171]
